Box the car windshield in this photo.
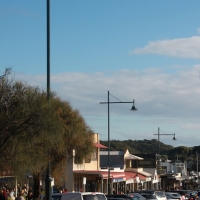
[189,192,197,196]
[171,194,181,197]
[83,194,106,200]
[51,194,62,200]
[141,194,157,199]
[106,195,138,200]
[166,194,176,198]
[155,192,166,198]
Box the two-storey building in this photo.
[65,134,156,193]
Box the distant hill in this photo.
[100,139,200,164]
[100,139,173,154]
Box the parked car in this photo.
[107,198,128,200]
[129,192,147,200]
[138,190,167,200]
[106,194,140,200]
[165,193,180,200]
[185,191,197,200]
[166,192,181,200]
[140,194,157,200]
[51,192,107,200]
[170,190,190,200]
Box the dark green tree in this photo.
[0,69,95,199]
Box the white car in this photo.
[51,192,107,200]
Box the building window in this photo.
[91,149,97,161]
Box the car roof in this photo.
[52,192,105,195]
[107,198,129,200]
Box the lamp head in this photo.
[173,134,177,140]
[130,106,137,111]
[130,100,137,111]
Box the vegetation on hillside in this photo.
[100,139,200,171]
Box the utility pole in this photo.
[45,1,52,200]
[197,152,199,182]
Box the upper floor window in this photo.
[91,149,97,161]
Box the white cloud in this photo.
[14,65,200,147]
[15,65,200,117]
[130,36,200,59]
[181,123,200,130]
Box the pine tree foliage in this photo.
[0,69,95,198]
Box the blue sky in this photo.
[1,1,200,149]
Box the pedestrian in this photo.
[26,191,33,200]
[2,188,7,200]
[0,190,5,200]
[16,192,25,200]
[9,190,15,200]
[181,193,186,200]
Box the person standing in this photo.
[26,191,33,200]
[16,192,25,200]
[181,193,186,200]
[0,190,5,200]
[9,190,15,200]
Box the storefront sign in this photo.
[83,177,86,185]
[146,177,151,181]
[136,176,140,183]
[126,179,134,184]
[112,178,125,183]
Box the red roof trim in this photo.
[124,172,146,180]
[74,170,125,179]
[93,143,107,148]
[73,170,148,181]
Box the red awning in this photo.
[110,172,126,179]
[73,170,125,179]
[74,170,147,181]
[124,171,146,181]
[93,143,107,148]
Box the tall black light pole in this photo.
[47,0,50,101]
[100,91,137,195]
[197,152,199,183]
[45,1,52,200]
[153,127,177,175]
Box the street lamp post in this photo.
[197,152,198,183]
[153,127,177,156]
[45,1,52,200]
[153,127,177,188]
[100,91,137,195]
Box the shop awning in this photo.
[74,170,150,181]
[125,154,143,160]
[93,143,107,148]
[111,172,126,178]
[74,170,125,179]
[124,171,147,181]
